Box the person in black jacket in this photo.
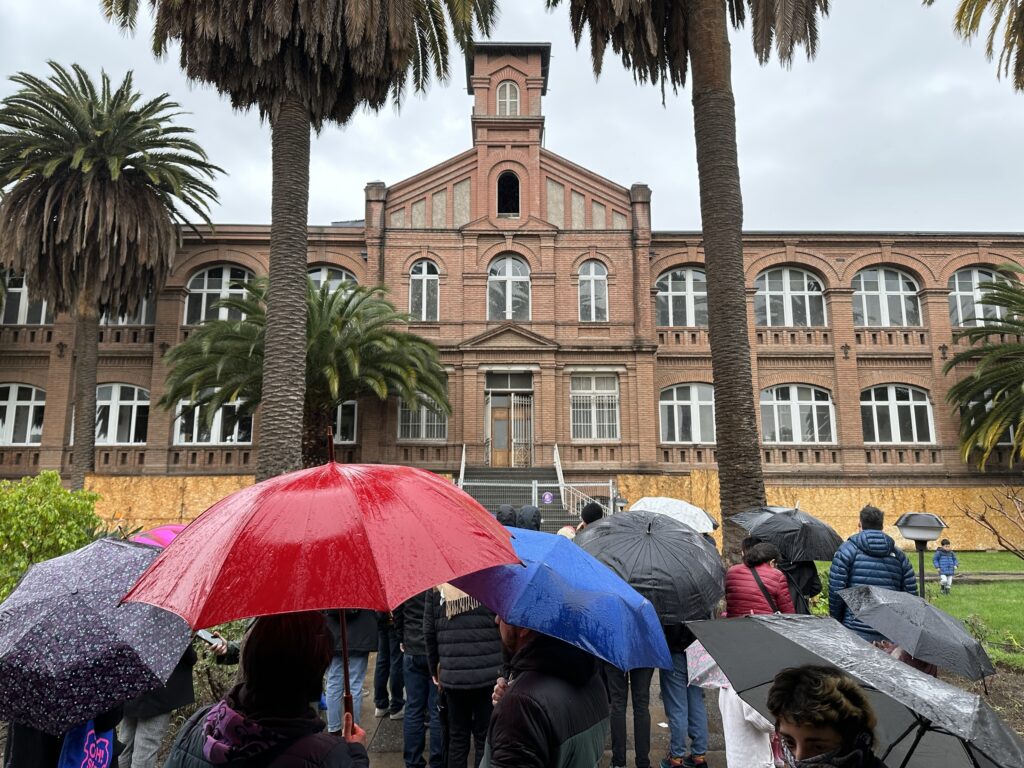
[324,609,378,731]
[424,585,503,768]
[396,590,443,768]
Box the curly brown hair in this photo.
[767,665,877,750]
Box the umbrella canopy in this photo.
[452,528,672,671]
[727,506,842,561]
[689,614,1024,768]
[0,538,191,735]
[576,510,725,624]
[686,639,729,689]
[838,585,995,681]
[124,462,519,628]
[131,523,185,548]
[628,496,718,532]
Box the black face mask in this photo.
[781,732,874,768]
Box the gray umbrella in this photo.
[838,585,996,682]
[689,614,1024,768]
[0,538,192,735]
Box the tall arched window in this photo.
[948,267,1005,327]
[578,260,609,322]
[0,384,45,445]
[174,391,252,445]
[185,265,254,324]
[497,81,520,116]
[410,259,439,321]
[852,267,921,327]
[754,267,827,327]
[497,172,520,217]
[760,384,835,444]
[660,384,716,444]
[309,266,357,293]
[95,384,149,445]
[1,273,52,325]
[488,256,530,321]
[655,267,707,327]
[861,385,934,444]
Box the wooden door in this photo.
[491,404,510,467]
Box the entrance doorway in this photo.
[485,372,534,468]
[490,396,511,467]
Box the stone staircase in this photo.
[460,466,571,531]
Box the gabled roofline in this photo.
[466,42,551,94]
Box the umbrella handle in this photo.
[340,611,353,719]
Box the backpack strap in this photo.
[748,566,780,613]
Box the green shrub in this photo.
[0,471,101,599]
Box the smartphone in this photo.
[196,629,217,645]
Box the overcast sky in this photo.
[2,1,1022,232]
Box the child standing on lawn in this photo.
[932,538,959,594]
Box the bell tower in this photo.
[466,43,550,148]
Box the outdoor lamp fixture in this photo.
[894,512,947,600]
[614,496,629,514]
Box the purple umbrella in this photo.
[0,538,191,734]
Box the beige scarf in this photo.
[439,583,481,619]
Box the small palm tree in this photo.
[923,0,1024,92]
[0,63,220,489]
[160,278,450,467]
[104,1,496,480]
[944,265,1024,467]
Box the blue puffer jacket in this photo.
[933,548,959,576]
[828,530,917,641]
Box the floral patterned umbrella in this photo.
[0,538,191,735]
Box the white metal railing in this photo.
[458,444,467,488]
[560,483,611,521]
[553,444,566,511]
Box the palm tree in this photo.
[545,0,830,561]
[160,278,450,467]
[104,1,496,481]
[0,63,220,489]
[922,0,1024,91]
[944,265,1024,467]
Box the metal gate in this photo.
[511,394,533,468]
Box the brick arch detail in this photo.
[651,254,706,281]
[490,67,528,112]
[0,377,48,394]
[856,374,934,393]
[312,250,364,279]
[746,250,839,289]
[478,240,539,271]
[937,254,1015,285]
[400,251,447,276]
[756,374,836,394]
[657,376,716,392]
[173,252,264,287]
[97,376,154,393]
[569,251,616,278]
[841,252,935,288]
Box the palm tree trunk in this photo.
[301,405,333,468]
[687,0,767,563]
[257,94,311,481]
[68,296,99,490]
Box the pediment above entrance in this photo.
[459,323,559,350]
[459,214,560,234]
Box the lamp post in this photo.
[894,512,947,600]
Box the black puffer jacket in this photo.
[481,633,608,768]
[423,589,503,690]
[395,590,430,657]
[324,609,377,656]
[124,644,198,718]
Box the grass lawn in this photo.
[933,581,1024,670]
[952,551,1024,574]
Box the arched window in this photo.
[655,267,707,327]
[760,384,835,444]
[101,294,155,325]
[95,384,149,445]
[0,384,45,445]
[1,273,52,325]
[335,400,358,444]
[578,260,609,322]
[185,265,254,324]
[174,391,252,445]
[309,266,357,293]
[948,267,1005,327]
[660,384,716,444]
[410,259,439,321]
[861,385,934,444]
[497,81,520,116]
[754,267,827,327]
[497,172,520,217]
[852,267,921,327]
[488,256,530,321]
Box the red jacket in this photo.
[725,563,795,617]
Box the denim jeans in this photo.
[374,625,405,711]
[659,651,708,758]
[326,652,370,731]
[403,653,443,768]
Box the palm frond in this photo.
[923,0,1024,92]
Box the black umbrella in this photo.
[577,510,725,624]
[0,538,192,735]
[728,505,842,561]
[838,585,995,682]
[689,614,1024,768]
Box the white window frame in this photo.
[95,384,150,445]
[659,384,716,444]
[655,267,708,327]
[578,260,609,322]
[184,265,254,325]
[570,374,620,442]
[760,384,836,445]
[754,267,828,327]
[852,267,921,327]
[487,256,531,321]
[948,267,1006,328]
[496,80,520,116]
[334,400,358,444]
[860,384,935,445]
[1,274,51,325]
[398,398,448,442]
[0,384,45,446]
[963,391,1014,447]
[101,295,156,326]
[309,265,358,294]
[409,259,439,322]
[173,397,253,446]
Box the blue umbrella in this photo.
[452,528,672,670]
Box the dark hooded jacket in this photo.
[515,505,542,531]
[828,530,917,640]
[395,590,430,658]
[777,560,822,615]
[496,505,517,527]
[424,589,503,690]
[481,633,608,768]
[323,610,377,656]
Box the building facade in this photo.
[2,43,1022,539]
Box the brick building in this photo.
[2,43,1022,539]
